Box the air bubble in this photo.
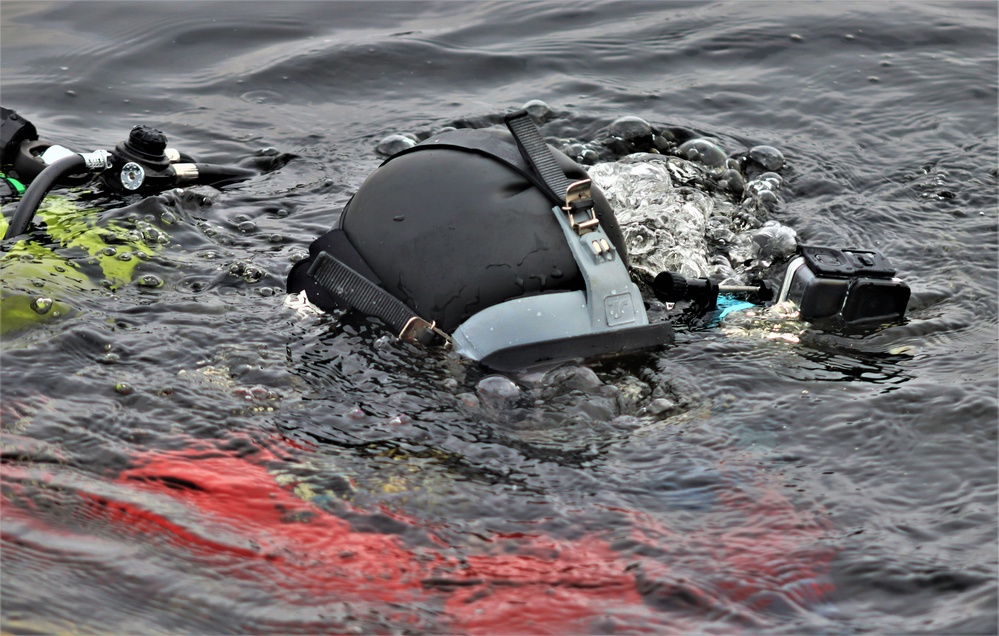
[646,398,676,416]
[376,134,416,156]
[160,210,177,225]
[136,274,163,288]
[653,132,676,152]
[757,189,779,205]
[31,297,53,314]
[748,145,785,171]
[476,375,520,404]
[718,168,745,196]
[609,116,652,142]
[458,392,480,409]
[565,142,599,164]
[677,139,727,175]
[564,143,587,161]
[98,353,120,365]
[589,159,713,279]
[592,142,791,288]
[542,365,603,393]
[228,262,266,283]
[522,99,551,120]
[758,172,783,189]
[751,221,798,263]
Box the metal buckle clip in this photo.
[399,317,452,348]
[563,179,599,234]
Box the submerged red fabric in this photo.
[2,437,834,633]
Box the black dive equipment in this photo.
[775,245,910,325]
[288,110,675,371]
[1,106,256,244]
[652,273,776,310]
[654,245,909,326]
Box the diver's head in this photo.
[287,111,673,371]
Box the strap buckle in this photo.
[563,179,599,235]
[307,250,453,350]
[504,111,601,236]
[399,316,452,348]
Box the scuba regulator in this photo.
[1,106,257,244]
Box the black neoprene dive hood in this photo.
[287,111,673,371]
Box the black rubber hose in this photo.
[193,163,256,188]
[2,153,86,243]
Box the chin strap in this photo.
[307,250,449,347]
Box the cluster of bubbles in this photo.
[589,155,715,280]
[526,102,798,286]
[468,361,682,431]
[227,259,267,284]
[584,115,796,287]
[375,101,797,290]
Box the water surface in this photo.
[2,2,997,634]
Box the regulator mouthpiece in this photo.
[652,272,720,309]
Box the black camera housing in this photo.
[777,246,910,325]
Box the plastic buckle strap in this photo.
[307,250,451,348]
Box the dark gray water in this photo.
[2,2,996,634]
